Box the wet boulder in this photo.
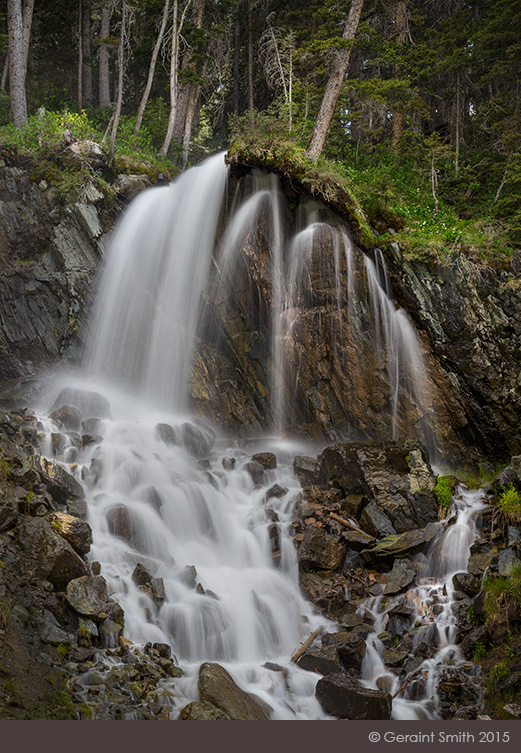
[383,558,416,596]
[38,457,84,505]
[360,523,439,564]
[315,672,392,719]
[155,423,179,446]
[298,526,346,571]
[297,645,341,675]
[244,461,265,484]
[50,387,111,422]
[49,405,82,431]
[198,663,271,720]
[322,631,367,673]
[179,421,215,458]
[293,456,320,485]
[359,501,396,538]
[251,452,277,469]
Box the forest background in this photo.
[1,0,521,264]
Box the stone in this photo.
[50,388,111,421]
[179,422,215,458]
[492,465,521,494]
[315,673,392,719]
[66,496,88,518]
[49,404,82,431]
[65,575,109,619]
[62,139,104,170]
[360,523,439,564]
[359,501,396,538]
[244,461,265,484]
[179,701,231,720]
[452,572,480,596]
[0,498,18,531]
[198,662,271,720]
[50,511,92,554]
[114,174,152,202]
[38,457,85,504]
[297,645,340,675]
[498,547,521,577]
[99,618,123,649]
[266,484,287,499]
[155,423,179,446]
[180,565,197,589]
[132,563,153,586]
[251,452,277,469]
[342,529,376,551]
[293,456,320,485]
[150,577,165,606]
[322,631,366,672]
[298,526,346,571]
[20,517,89,590]
[383,558,416,595]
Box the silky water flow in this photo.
[34,152,480,719]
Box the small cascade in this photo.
[359,486,488,720]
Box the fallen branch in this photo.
[328,511,366,535]
[290,626,323,663]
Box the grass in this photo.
[497,485,521,522]
[482,565,521,617]
[434,476,454,510]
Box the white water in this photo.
[359,486,487,719]
[33,153,454,718]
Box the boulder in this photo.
[179,421,215,458]
[20,517,89,590]
[360,523,439,564]
[49,405,82,431]
[50,511,92,554]
[155,423,179,446]
[198,663,271,720]
[322,631,366,672]
[179,701,231,720]
[251,452,277,469]
[383,558,416,596]
[298,526,346,571]
[114,174,152,202]
[244,461,265,484]
[293,456,321,485]
[50,388,111,421]
[315,672,392,719]
[66,575,109,619]
[359,501,396,538]
[38,457,84,504]
[62,139,104,170]
[297,644,340,675]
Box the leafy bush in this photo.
[434,476,453,509]
[498,484,521,520]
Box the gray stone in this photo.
[244,461,265,484]
[132,562,153,586]
[498,547,521,577]
[38,457,84,504]
[50,511,92,554]
[66,575,109,619]
[315,673,392,719]
[360,501,397,538]
[198,662,271,720]
[50,388,111,421]
[384,558,416,595]
[297,645,340,675]
[20,517,89,590]
[298,526,346,571]
[179,701,231,720]
[360,523,439,564]
[155,423,179,446]
[179,422,215,458]
[251,452,277,469]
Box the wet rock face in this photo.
[315,673,392,720]
[198,662,271,720]
[385,243,521,459]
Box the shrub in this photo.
[434,476,453,509]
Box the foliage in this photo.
[497,485,521,522]
[482,565,521,617]
[434,476,453,510]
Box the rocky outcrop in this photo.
[385,242,521,460]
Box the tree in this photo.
[133,0,171,136]
[108,0,127,161]
[305,0,365,162]
[6,0,28,126]
[99,0,112,109]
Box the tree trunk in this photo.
[22,0,34,74]
[159,0,193,158]
[391,1,408,154]
[232,3,240,116]
[134,0,171,136]
[7,0,28,126]
[247,0,254,112]
[305,0,364,162]
[82,0,93,107]
[99,0,112,109]
[180,83,200,169]
[109,0,126,161]
[78,1,83,113]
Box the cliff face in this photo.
[0,152,520,466]
[385,243,521,461]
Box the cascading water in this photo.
[359,485,488,720]
[33,151,450,719]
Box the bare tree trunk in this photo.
[247,0,254,112]
[180,83,200,169]
[109,0,126,161]
[7,0,28,126]
[159,0,193,157]
[22,0,34,74]
[82,0,93,107]
[232,3,240,116]
[134,0,171,136]
[305,0,364,162]
[78,1,83,113]
[494,165,508,205]
[99,0,112,109]
[1,54,8,95]
[431,149,439,214]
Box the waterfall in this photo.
[33,153,447,719]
